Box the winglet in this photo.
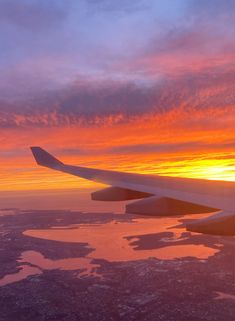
[30,147,64,169]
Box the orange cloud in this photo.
[1,101,235,192]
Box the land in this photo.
[0,209,235,321]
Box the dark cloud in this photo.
[1,63,235,128]
[49,142,201,157]
[0,0,235,129]
[0,0,68,31]
[107,142,201,155]
[0,79,168,127]
[108,141,235,155]
[58,81,167,117]
[85,0,146,14]
[53,140,235,157]
[190,0,235,16]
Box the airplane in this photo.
[30,146,235,236]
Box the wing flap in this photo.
[126,195,217,216]
[91,186,153,201]
[186,211,235,236]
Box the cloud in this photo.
[107,141,235,155]
[128,0,235,80]
[190,0,235,16]
[1,59,235,129]
[107,142,201,155]
[0,0,68,31]
[1,0,235,190]
[85,0,147,14]
[0,79,164,127]
[1,0,234,105]
[0,0,189,88]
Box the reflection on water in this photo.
[215,292,235,301]
[24,217,220,262]
[0,265,42,286]
[0,250,101,286]
[20,250,101,277]
[0,209,17,217]
[1,215,221,286]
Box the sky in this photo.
[1,0,235,192]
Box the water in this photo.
[0,215,221,286]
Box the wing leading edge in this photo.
[30,147,235,235]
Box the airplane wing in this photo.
[30,146,235,236]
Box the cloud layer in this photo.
[1,0,235,190]
[0,0,235,126]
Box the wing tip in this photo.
[30,146,64,168]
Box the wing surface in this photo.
[31,146,235,235]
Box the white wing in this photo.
[30,147,235,236]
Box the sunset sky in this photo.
[1,0,235,192]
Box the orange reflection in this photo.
[24,217,220,262]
